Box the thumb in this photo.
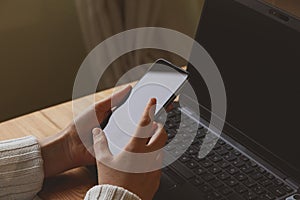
[93,128,112,162]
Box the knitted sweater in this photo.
[0,136,141,200]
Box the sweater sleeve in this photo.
[0,136,44,199]
[84,185,141,200]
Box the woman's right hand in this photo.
[92,98,167,200]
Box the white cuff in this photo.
[85,184,141,200]
[0,136,44,199]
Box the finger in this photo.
[95,85,132,112]
[139,98,156,127]
[149,150,165,171]
[126,98,157,151]
[93,128,113,162]
[146,123,167,152]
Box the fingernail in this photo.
[149,98,156,104]
[153,122,158,130]
[92,128,101,137]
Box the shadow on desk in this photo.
[39,166,97,199]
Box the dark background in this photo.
[0,0,86,122]
[0,0,299,123]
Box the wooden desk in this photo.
[0,84,131,199]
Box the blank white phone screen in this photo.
[104,62,188,155]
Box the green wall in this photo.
[0,0,86,122]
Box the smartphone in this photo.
[104,59,189,155]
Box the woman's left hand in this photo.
[39,85,132,177]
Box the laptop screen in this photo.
[188,0,300,178]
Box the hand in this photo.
[39,85,132,177]
[93,98,167,200]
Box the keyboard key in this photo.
[210,154,222,163]
[225,177,239,186]
[167,130,176,138]
[232,149,241,156]
[224,144,233,151]
[191,177,204,186]
[259,178,273,187]
[227,166,239,175]
[241,165,254,174]
[165,144,176,151]
[250,172,263,180]
[268,186,286,197]
[201,172,215,182]
[257,166,266,174]
[253,185,266,194]
[217,160,230,169]
[198,128,208,135]
[243,191,257,200]
[216,147,229,156]
[208,166,222,174]
[179,143,189,150]
[170,160,195,179]
[224,153,237,161]
[240,155,249,162]
[171,149,183,157]
[233,159,245,168]
[282,185,293,193]
[166,122,176,129]
[187,160,198,169]
[210,179,224,188]
[234,184,248,194]
[248,160,258,168]
[192,138,200,145]
[217,172,230,180]
[200,158,213,168]
[213,143,221,150]
[179,155,190,163]
[171,138,181,144]
[191,143,200,149]
[265,172,275,180]
[273,178,283,186]
[243,178,257,188]
[234,173,248,181]
[187,147,198,155]
[190,154,202,162]
[207,151,215,157]
[194,167,206,175]
[219,186,233,196]
[199,184,213,193]
[196,130,206,138]
[217,139,226,145]
[260,192,276,200]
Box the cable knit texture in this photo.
[85,185,141,200]
[0,136,141,200]
[0,136,44,200]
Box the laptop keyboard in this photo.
[161,107,295,200]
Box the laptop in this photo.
[154,0,300,199]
